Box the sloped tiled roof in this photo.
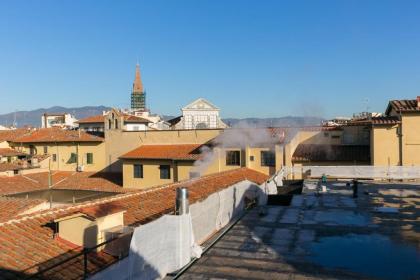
[79,204,126,219]
[0,128,32,142]
[0,148,27,157]
[123,115,150,123]
[386,99,420,115]
[347,116,400,126]
[12,128,104,143]
[0,197,46,223]
[120,144,203,160]
[292,144,370,162]
[76,115,105,124]
[0,171,131,196]
[0,163,24,172]
[0,168,268,279]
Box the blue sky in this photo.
[1,0,420,118]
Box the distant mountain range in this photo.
[0,106,112,128]
[0,106,323,128]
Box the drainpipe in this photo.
[48,158,52,188]
[398,111,403,166]
[175,187,189,215]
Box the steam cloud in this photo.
[191,121,285,176]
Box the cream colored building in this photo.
[120,129,285,189]
[10,128,106,172]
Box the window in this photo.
[250,156,254,161]
[114,119,119,129]
[133,164,143,178]
[68,153,77,164]
[86,153,93,164]
[29,145,36,155]
[108,119,112,130]
[52,154,57,162]
[226,151,240,166]
[189,172,200,179]
[43,146,48,154]
[261,151,275,167]
[160,165,171,179]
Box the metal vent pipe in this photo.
[175,187,189,215]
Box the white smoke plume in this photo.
[191,121,285,176]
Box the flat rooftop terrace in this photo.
[179,181,419,280]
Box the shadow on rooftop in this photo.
[179,181,420,280]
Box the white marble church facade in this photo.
[171,98,228,130]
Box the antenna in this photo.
[364,98,370,113]
[13,110,17,128]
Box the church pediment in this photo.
[182,98,219,111]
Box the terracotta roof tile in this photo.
[123,115,150,123]
[0,148,27,157]
[347,116,400,126]
[292,144,370,162]
[0,197,46,223]
[0,128,33,142]
[120,144,203,160]
[386,99,420,114]
[79,203,126,219]
[0,168,268,279]
[0,171,132,196]
[0,162,23,172]
[76,115,105,124]
[13,128,104,143]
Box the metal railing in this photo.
[25,231,133,280]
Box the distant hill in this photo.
[0,106,112,127]
[0,106,323,128]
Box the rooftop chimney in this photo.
[417,96,420,108]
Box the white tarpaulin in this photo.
[90,180,269,280]
[128,213,198,280]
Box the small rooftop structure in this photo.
[41,113,77,129]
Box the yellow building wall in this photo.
[13,142,106,172]
[58,216,95,247]
[371,125,400,166]
[58,212,124,248]
[176,161,196,181]
[401,114,420,165]
[203,147,244,175]
[245,147,276,175]
[123,159,175,189]
[105,129,223,172]
[123,147,270,189]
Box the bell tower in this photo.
[131,63,146,111]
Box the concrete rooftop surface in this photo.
[179,181,419,280]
